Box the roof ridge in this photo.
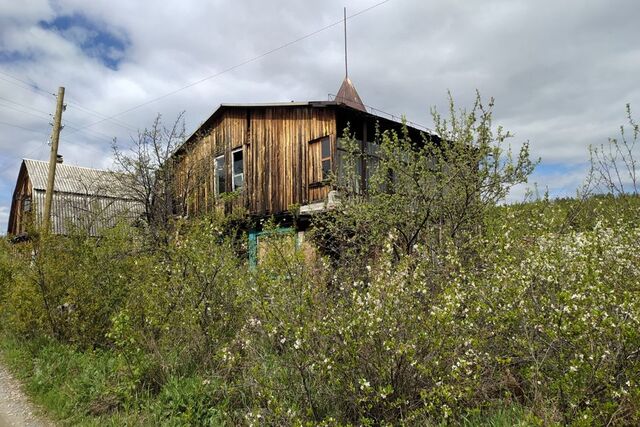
[23,158,115,174]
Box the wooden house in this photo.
[171,78,430,263]
[173,78,427,218]
[7,158,144,237]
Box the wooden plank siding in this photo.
[7,165,32,235]
[174,105,337,218]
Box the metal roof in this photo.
[335,77,366,112]
[23,159,128,197]
[12,159,145,236]
[219,102,315,107]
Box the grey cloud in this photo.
[0,0,639,233]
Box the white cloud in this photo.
[0,0,639,233]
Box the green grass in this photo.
[0,330,545,426]
[0,331,232,426]
[0,332,149,425]
[0,332,545,427]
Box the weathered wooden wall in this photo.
[7,166,32,235]
[174,105,337,218]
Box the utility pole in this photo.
[42,86,65,234]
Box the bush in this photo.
[1,99,639,425]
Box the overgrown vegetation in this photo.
[1,98,639,426]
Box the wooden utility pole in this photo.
[42,86,65,234]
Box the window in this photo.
[214,155,225,196]
[320,137,331,180]
[22,196,32,213]
[232,148,244,190]
[336,138,363,193]
[308,136,332,186]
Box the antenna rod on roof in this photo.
[344,7,348,79]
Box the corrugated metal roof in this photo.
[23,159,127,197]
[19,159,145,236]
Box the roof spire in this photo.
[336,6,366,111]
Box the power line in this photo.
[0,90,127,143]
[0,95,52,116]
[0,142,47,175]
[0,71,136,133]
[0,96,114,142]
[62,122,116,143]
[65,99,137,132]
[0,110,116,156]
[0,121,50,172]
[0,71,56,97]
[0,101,50,121]
[0,120,49,135]
[1,0,393,142]
[68,0,393,134]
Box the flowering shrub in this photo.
[1,101,639,425]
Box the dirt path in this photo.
[0,362,53,427]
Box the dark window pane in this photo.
[233,150,243,175]
[321,137,330,159]
[322,159,331,180]
[215,157,224,171]
[366,157,379,181]
[233,173,244,190]
[366,141,380,156]
[215,156,225,194]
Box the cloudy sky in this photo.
[1,0,639,233]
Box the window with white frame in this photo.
[232,148,244,190]
[214,155,225,196]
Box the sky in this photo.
[1,0,639,233]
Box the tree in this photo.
[313,92,536,270]
[591,104,639,196]
[112,113,190,241]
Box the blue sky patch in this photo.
[39,13,129,70]
[0,50,34,63]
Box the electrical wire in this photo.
[0,95,52,116]
[0,0,394,161]
[0,95,116,143]
[0,71,56,97]
[67,0,393,134]
[0,72,136,133]
[65,99,137,132]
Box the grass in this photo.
[0,330,237,426]
[0,329,546,426]
[0,332,155,426]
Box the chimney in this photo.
[56,154,63,164]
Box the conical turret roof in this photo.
[335,77,366,112]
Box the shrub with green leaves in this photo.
[1,99,639,426]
